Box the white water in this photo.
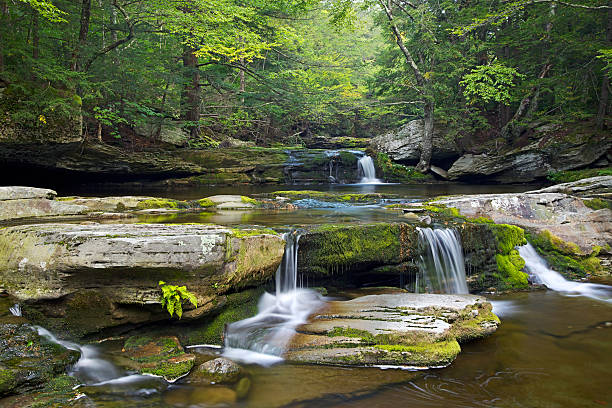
[417,227,469,294]
[222,232,324,366]
[357,155,384,184]
[9,303,21,316]
[519,243,612,302]
[35,326,125,384]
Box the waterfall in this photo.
[518,243,612,302]
[9,303,21,317]
[223,232,323,366]
[357,155,383,184]
[417,227,469,294]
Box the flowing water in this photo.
[357,155,384,184]
[222,232,324,366]
[519,243,612,302]
[417,227,469,294]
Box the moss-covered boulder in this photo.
[0,323,80,397]
[284,293,499,368]
[192,357,243,384]
[119,336,195,381]
[0,224,284,337]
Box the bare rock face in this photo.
[0,187,57,201]
[370,120,459,165]
[527,175,612,198]
[0,224,285,336]
[446,131,611,183]
[284,293,499,368]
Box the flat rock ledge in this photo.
[284,293,499,369]
[0,186,87,221]
[0,223,285,335]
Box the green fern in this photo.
[158,281,198,319]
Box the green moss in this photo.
[230,228,278,238]
[583,198,612,211]
[374,152,431,183]
[140,358,194,380]
[302,223,416,275]
[185,289,263,345]
[528,231,604,279]
[0,369,17,394]
[495,251,528,289]
[136,198,183,210]
[546,167,612,183]
[240,196,259,205]
[197,198,215,208]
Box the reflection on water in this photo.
[56,182,541,201]
[59,291,611,408]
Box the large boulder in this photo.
[0,187,57,201]
[527,175,612,199]
[0,224,285,336]
[447,125,611,183]
[370,120,460,165]
[285,293,499,368]
[0,198,88,221]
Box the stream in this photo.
[2,181,611,407]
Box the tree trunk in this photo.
[110,5,119,65]
[182,46,201,138]
[597,10,612,129]
[417,101,434,172]
[378,0,433,171]
[501,3,555,140]
[71,0,92,71]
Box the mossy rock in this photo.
[0,323,80,397]
[528,230,604,279]
[192,357,243,384]
[120,335,195,381]
[298,223,417,277]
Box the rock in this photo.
[432,192,612,253]
[0,198,88,221]
[527,176,612,198]
[188,387,237,405]
[447,129,611,183]
[284,293,499,368]
[58,196,160,212]
[0,323,80,397]
[370,120,460,165]
[234,376,251,399]
[193,357,243,384]
[120,336,195,382]
[0,224,285,336]
[0,186,56,201]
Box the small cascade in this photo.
[417,227,469,294]
[519,243,612,302]
[223,232,324,365]
[9,303,21,317]
[34,327,127,384]
[357,155,383,184]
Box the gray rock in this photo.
[0,186,57,201]
[195,357,243,384]
[370,120,459,164]
[0,224,285,335]
[284,293,499,368]
[447,134,611,183]
[0,198,88,221]
[527,176,612,198]
[58,196,158,212]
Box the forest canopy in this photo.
[0,0,610,167]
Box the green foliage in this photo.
[461,63,525,105]
[158,281,198,319]
[546,167,612,183]
[583,198,612,211]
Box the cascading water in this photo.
[417,227,469,294]
[357,155,383,184]
[223,232,324,366]
[519,243,612,302]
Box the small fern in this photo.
[158,281,198,319]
